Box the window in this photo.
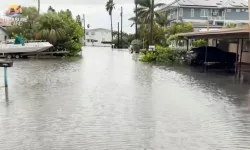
[191,9,194,17]
[179,8,183,16]
[200,9,209,17]
[91,32,95,35]
[86,32,89,35]
[222,11,225,17]
[236,9,240,12]
[243,39,250,52]
[87,39,90,42]
[227,9,231,12]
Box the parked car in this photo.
[185,46,238,66]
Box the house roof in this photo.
[176,26,250,39]
[0,26,8,35]
[161,0,248,10]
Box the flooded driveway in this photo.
[0,47,250,150]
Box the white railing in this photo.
[208,16,225,20]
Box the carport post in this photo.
[235,39,240,73]
[239,39,244,72]
[186,39,189,51]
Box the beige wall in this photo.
[229,40,250,64]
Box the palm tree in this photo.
[135,0,165,24]
[38,13,65,44]
[155,11,171,27]
[106,0,115,42]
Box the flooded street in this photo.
[0,47,250,150]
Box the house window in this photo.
[86,32,89,35]
[200,9,209,17]
[201,9,209,17]
[91,32,95,35]
[222,11,225,17]
[236,9,240,12]
[227,9,231,12]
[191,9,194,17]
[243,39,250,52]
[87,39,90,42]
[179,8,183,17]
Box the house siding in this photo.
[181,7,209,20]
[225,8,249,20]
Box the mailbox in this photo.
[0,61,13,67]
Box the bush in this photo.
[192,39,207,47]
[139,52,156,62]
[140,45,185,63]
[131,39,142,53]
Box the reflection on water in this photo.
[0,47,250,150]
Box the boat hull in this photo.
[0,42,53,54]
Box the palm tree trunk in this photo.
[110,13,113,43]
[38,0,40,14]
[135,3,138,39]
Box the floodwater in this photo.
[0,47,250,150]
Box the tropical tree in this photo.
[106,0,115,42]
[48,6,56,12]
[76,15,82,26]
[135,0,165,24]
[155,11,171,27]
[38,13,66,44]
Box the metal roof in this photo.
[176,26,250,39]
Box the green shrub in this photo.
[131,39,142,53]
[140,45,186,63]
[139,52,156,62]
[192,39,207,47]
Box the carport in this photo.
[177,26,250,72]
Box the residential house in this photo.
[160,0,249,31]
[84,28,112,47]
[0,26,9,42]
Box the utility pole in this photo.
[82,14,86,46]
[149,0,154,46]
[118,22,120,48]
[120,6,123,48]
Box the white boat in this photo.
[0,40,53,54]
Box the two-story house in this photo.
[84,28,112,47]
[160,0,248,31]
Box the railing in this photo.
[207,16,225,20]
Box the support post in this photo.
[235,39,240,73]
[239,39,244,72]
[186,39,189,51]
[4,67,7,87]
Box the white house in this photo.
[84,28,112,47]
[0,27,9,42]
